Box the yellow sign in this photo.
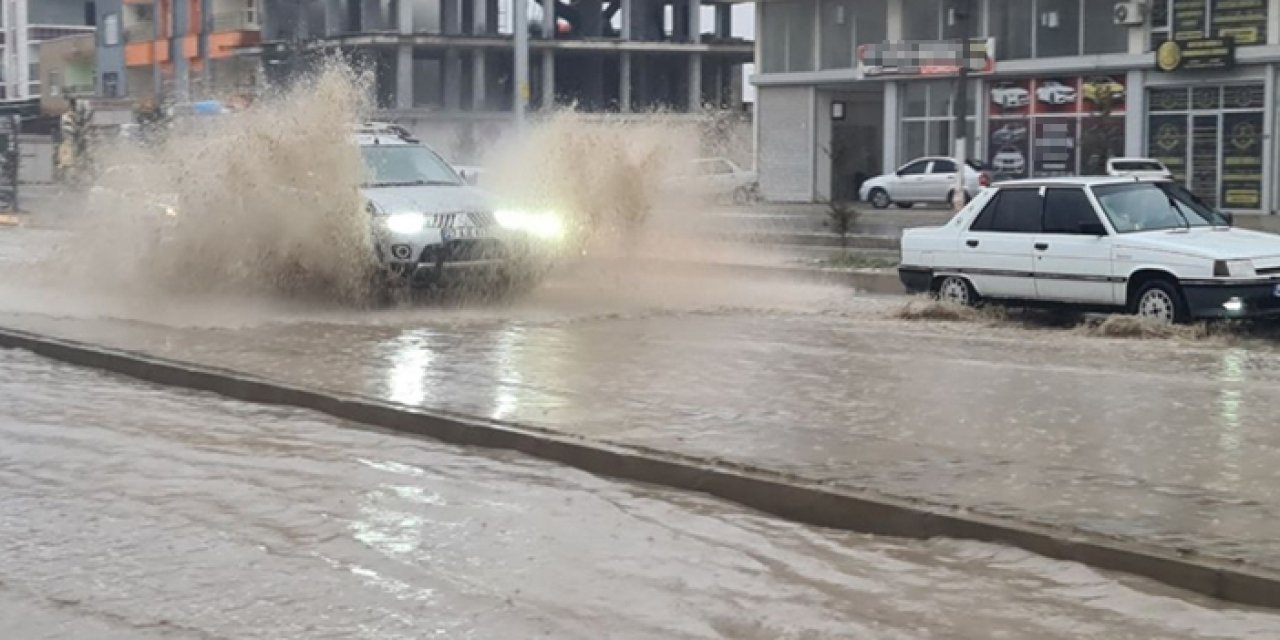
[1156,41,1183,72]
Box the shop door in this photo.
[1190,115,1220,209]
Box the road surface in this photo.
[5,347,1280,639]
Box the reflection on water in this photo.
[385,330,435,406]
[491,326,526,421]
[1215,349,1247,489]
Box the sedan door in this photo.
[954,188,1041,299]
[925,159,959,203]
[1033,187,1117,304]
[892,160,932,201]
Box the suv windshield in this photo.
[1092,182,1227,232]
[361,145,462,187]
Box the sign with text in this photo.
[857,38,994,78]
[1155,37,1236,72]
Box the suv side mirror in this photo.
[1079,222,1107,236]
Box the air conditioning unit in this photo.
[1114,1,1147,26]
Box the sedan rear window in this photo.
[971,189,1043,233]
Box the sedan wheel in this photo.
[869,188,891,209]
[937,276,976,307]
[1133,281,1186,325]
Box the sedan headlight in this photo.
[385,212,426,234]
[495,209,565,240]
[1214,259,1256,277]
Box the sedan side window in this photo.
[971,189,1042,233]
[899,161,929,175]
[1043,188,1104,234]
[931,159,957,173]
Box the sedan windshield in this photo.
[361,145,462,187]
[1092,182,1227,233]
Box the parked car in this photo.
[669,157,759,204]
[1106,157,1173,179]
[990,83,1030,109]
[859,157,990,209]
[897,177,1279,324]
[1036,80,1077,105]
[991,123,1028,146]
[1082,76,1125,103]
[991,147,1026,174]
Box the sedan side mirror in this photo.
[1079,222,1107,236]
[1219,210,1234,226]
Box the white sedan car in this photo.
[990,84,1030,109]
[859,157,989,209]
[1036,80,1077,105]
[898,177,1280,324]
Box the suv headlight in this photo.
[495,209,564,240]
[385,212,426,234]
[1214,259,1256,277]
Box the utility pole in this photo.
[513,0,529,130]
[951,0,972,210]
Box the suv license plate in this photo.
[444,227,490,241]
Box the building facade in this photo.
[256,0,752,114]
[755,0,1280,214]
[1,0,96,102]
[95,0,263,104]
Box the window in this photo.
[761,1,815,73]
[991,0,1033,59]
[102,13,119,46]
[899,161,929,175]
[900,80,978,162]
[102,72,119,98]
[931,159,957,173]
[902,0,941,40]
[1043,188,1101,234]
[820,0,854,70]
[1036,0,1081,58]
[972,189,1043,232]
[1083,0,1127,53]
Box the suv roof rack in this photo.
[355,122,418,143]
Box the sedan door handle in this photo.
[1034,243,1049,251]
[966,239,979,248]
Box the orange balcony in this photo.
[125,30,260,67]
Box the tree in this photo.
[1080,81,1122,176]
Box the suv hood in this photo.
[363,184,493,215]
[1117,227,1280,261]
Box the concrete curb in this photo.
[3,325,1279,608]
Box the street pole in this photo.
[513,0,529,130]
[952,0,971,210]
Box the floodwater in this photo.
[4,231,1280,576]
[5,347,1280,639]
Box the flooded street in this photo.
[7,347,1280,639]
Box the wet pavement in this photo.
[5,221,1280,584]
[6,347,1280,639]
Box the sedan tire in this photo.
[1131,279,1189,325]
[936,275,978,307]
[868,188,891,209]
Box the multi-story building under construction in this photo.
[256,0,752,116]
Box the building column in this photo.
[882,82,900,173]
[542,52,555,109]
[686,0,701,111]
[1124,69,1144,158]
[620,0,632,39]
[714,3,730,38]
[398,0,413,33]
[172,0,191,101]
[441,0,463,110]
[542,0,555,36]
[397,45,414,108]
[619,52,632,112]
[472,0,487,108]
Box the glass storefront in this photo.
[1146,84,1266,210]
[984,75,1126,180]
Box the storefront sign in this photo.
[857,38,994,78]
[1155,37,1236,72]
[1212,0,1267,45]
[1173,0,1209,40]
[1148,114,1189,183]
